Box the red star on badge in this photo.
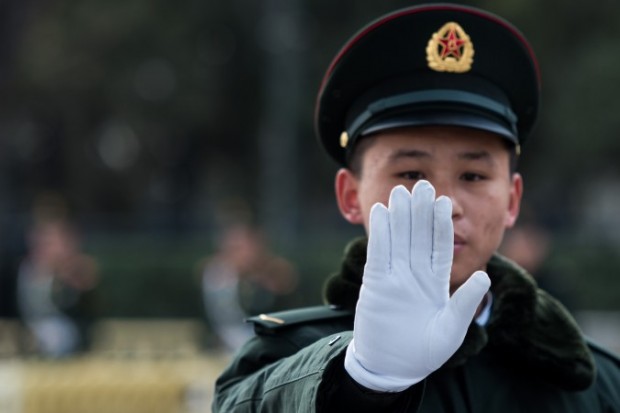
[438,27,465,59]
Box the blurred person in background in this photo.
[500,212,576,311]
[201,222,300,352]
[213,4,620,412]
[17,195,99,357]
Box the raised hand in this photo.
[344,180,491,392]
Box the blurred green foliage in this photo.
[1,0,619,317]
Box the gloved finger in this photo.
[432,196,453,287]
[410,180,435,272]
[388,185,412,269]
[366,202,390,273]
[447,271,491,321]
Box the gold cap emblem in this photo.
[426,22,474,73]
[339,131,349,148]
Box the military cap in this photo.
[315,3,541,165]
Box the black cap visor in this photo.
[359,108,518,143]
[343,87,519,159]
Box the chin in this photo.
[449,266,478,293]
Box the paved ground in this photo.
[0,354,231,413]
[0,318,231,413]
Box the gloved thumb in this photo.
[449,271,491,319]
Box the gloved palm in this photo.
[345,180,491,392]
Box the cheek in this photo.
[358,181,394,226]
[362,195,389,231]
[476,194,512,243]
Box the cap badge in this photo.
[426,22,474,73]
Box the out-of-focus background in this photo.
[0,0,619,411]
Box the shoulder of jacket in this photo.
[586,338,620,367]
[246,305,354,332]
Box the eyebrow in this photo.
[458,150,495,165]
[388,149,431,163]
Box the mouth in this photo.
[454,235,466,254]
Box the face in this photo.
[335,126,522,291]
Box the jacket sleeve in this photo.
[213,331,423,412]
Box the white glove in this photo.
[344,180,491,392]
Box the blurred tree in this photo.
[0,0,619,316]
[0,0,42,317]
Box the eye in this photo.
[398,171,425,181]
[461,172,486,182]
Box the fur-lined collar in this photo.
[323,237,595,391]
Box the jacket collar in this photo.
[323,237,595,391]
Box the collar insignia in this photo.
[426,22,474,73]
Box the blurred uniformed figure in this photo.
[17,197,99,357]
[213,4,620,412]
[201,224,300,352]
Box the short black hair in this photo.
[346,135,377,177]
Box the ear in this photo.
[335,168,364,225]
[505,172,523,228]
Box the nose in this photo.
[431,180,463,220]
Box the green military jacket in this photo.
[213,238,620,412]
